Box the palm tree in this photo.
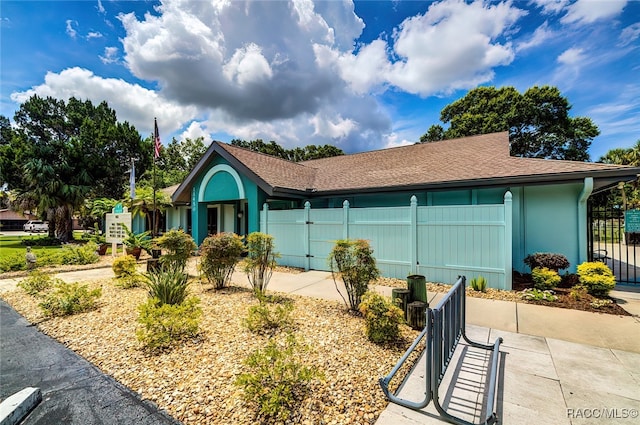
[20,157,91,241]
[125,185,171,235]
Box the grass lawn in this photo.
[0,235,62,257]
[0,231,96,260]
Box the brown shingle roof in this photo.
[298,132,631,192]
[172,132,639,203]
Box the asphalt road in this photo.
[0,300,181,425]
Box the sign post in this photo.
[105,206,132,257]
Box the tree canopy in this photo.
[0,95,148,240]
[420,86,600,161]
[230,139,344,161]
[140,136,208,189]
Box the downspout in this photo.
[577,177,594,266]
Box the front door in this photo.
[207,207,218,235]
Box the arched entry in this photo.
[193,164,247,244]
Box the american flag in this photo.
[154,118,161,159]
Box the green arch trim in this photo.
[198,164,245,202]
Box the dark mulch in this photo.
[512,272,630,316]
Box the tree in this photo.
[231,139,344,161]
[421,86,600,161]
[143,136,208,188]
[2,95,147,240]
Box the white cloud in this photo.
[324,0,525,97]
[10,0,536,153]
[223,43,273,86]
[97,0,106,14]
[529,0,570,15]
[309,113,357,139]
[516,21,553,52]
[180,121,213,144]
[619,22,640,46]
[87,31,103,39]
[99,47,119,64]
[10,67,197,138]
[561,0,627,25]
[66,20,78,39]
[557,47,585,65]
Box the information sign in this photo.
[624,210,640,233]
[105,206,132,244]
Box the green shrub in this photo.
[199,232,245,289]
[39,282,102,317]
[111,255,144,288]
[520,288,558,302]
[0,253,30,272]
[524,252,570,271]
[243,299,294,335]
[576,261,616,297]
[136,296,202,350]
[328,239,379,312]
[21,237,62,247]
[569,285,588,301]
[243,232,280,297]
[57,242,100,265]
[155,229,197,273]
[470,276,487,292]
[358,291,404,344]
[112,255,138,277]
[235,334,321,421]
[143,267,190,305]
[17,270,56,296]
[531,267,561,290]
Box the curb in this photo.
[0,387,42,425]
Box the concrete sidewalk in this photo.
[2,263,640,425]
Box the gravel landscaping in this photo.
[1,272,421,425]
[1,253,630,424]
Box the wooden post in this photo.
[407,301,427,330]
[392,288,411,320]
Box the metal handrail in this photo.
[379,276,503,425]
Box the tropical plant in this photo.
[531,267,561,290]
[122,224,152,258]
[199,232,245,289]
[155,229,196,273]
[126,186,172,237]
[328,239,380,312]
[470,276,487,292]
[243,298,295,335]
[136,296,202,350]
[143,267,190,306]
[38,281,102,317]
[243,232,280,297]
[235,333,322,421]
[17,270,56,296]
[576,261,616,297]
[359,291,404,344]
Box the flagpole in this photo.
[153,118,157,237]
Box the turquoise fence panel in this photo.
[260,207,307,269]
[308,207,344,271]
[260,192,512,289]
[416,202,510,290]
[348,206,412,279]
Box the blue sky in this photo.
[1,0,639,161]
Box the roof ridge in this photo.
[216,141,313,169]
